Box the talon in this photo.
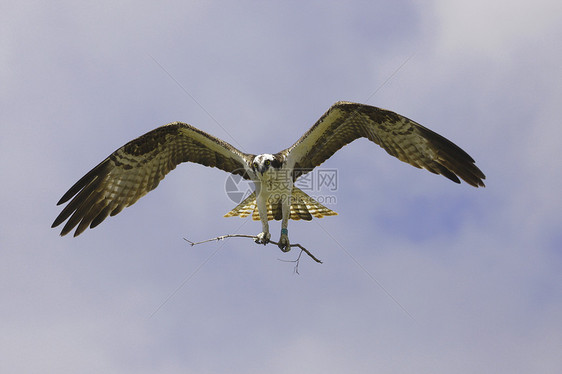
[255,231,271,245]
[278,234,291,252]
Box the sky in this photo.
[1,1,561,373]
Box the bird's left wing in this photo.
[52,122,254,237]
[283,101,485,187]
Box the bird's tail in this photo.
[224,187,337,221]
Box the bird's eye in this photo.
[253,162,258,169]
[265,160,270,166]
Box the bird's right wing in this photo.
[52,122,254,237]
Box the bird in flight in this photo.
[52,101,485,251]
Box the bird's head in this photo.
[252,154,282,175]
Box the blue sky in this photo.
[1,1,561,373]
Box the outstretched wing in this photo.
[53,122,254,237]
[283,101,485,187]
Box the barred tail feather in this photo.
[223,192,257,218]
[224,187,337,221]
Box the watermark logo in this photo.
[224,168,339,204]
[318,169,338,191]
[224,173,254,204]
[294,168,338,192]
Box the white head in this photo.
[252,153,282,175]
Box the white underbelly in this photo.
[255,171,293,203]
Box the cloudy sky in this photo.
[2,1,561,373]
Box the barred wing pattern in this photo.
[285,102,485,187]
[52,122,253,236]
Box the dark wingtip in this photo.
[51,217,70,236]
[59,223,74,237]
[466,165,486,188]
[51,214,65,229]
[420,126,486,189]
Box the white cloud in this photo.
[428,0,562,57]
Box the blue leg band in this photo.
[281,228,288,235]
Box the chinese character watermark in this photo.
[224,168,339,205]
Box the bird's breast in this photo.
[255,169,293,197]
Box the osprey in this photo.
[52,101,485,251]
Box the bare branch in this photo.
[277,249,307,274]
[184,234,323,271]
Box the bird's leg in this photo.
[255,193,270,245]
[255,221,270,245]
[278,193,291,252]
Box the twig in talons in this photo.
[184,234,255,246]
[183,234,323,270]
